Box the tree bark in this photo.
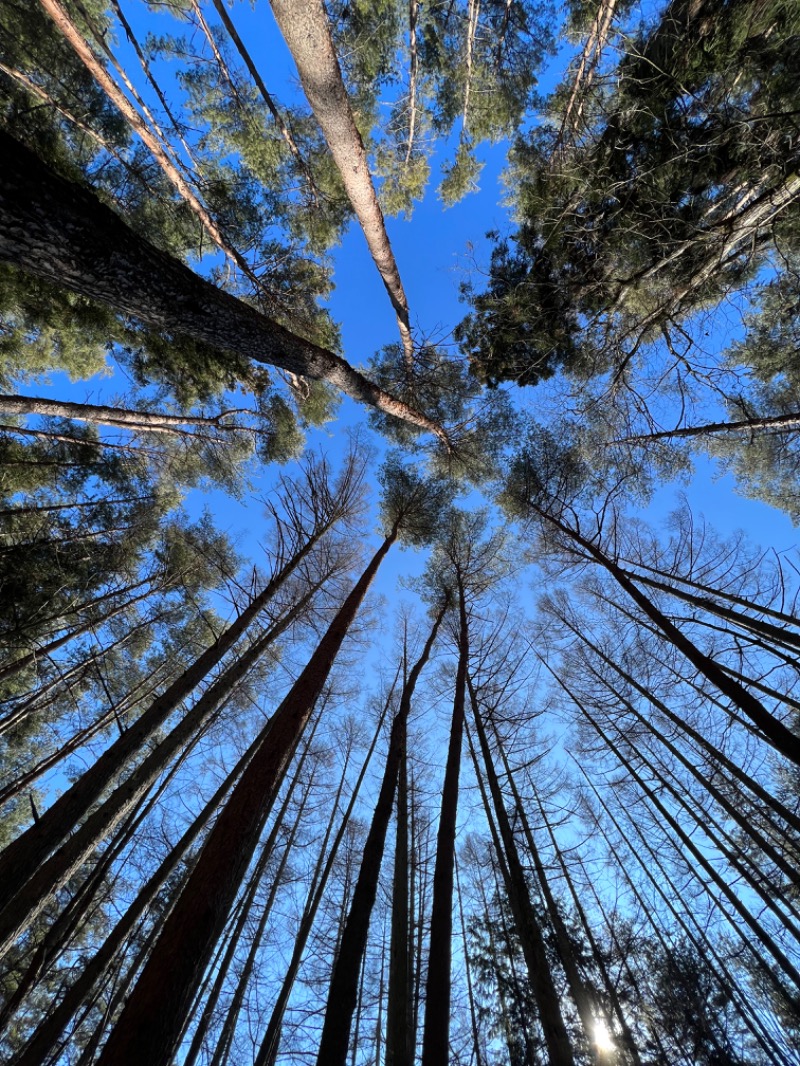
[268,0,415,370]
[467,680,576,1066]
[95,530,396,1066]
[0,131,447,442]
[315,602,447,1066]
[420,584,469,1066]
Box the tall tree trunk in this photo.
[466,684,576,1066]
[254,678,398,1066]
[9,726,263,1066]
[96,531,397,1066]
[420,584,469,1066]
[385,686,412,1066]
[0,590,313,955]
[578,762,789,1066]
[490,720,604,1061]
[268,0,415,370]
[0,517,331,911]
[615,409,800,444]
[183,720,320,1066]
[316,602,447,1065]
[540,510,800,766]
[0,132,447,442]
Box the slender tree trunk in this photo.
[576,694,800,1006]
[540,510,800,766]
[96,531,396,1066]
[490,719,602,1060]
[9,727,262,1066]
[615,409,800,444]
[385,688,411,1066]
[0,591,313,955]
[268,0,415,370]
[421,584,469,1066]
[183,721,319,1066]
[578,762,789,1066]
[254,679,398,1066]
[454,850,485,1066]
[467,682,576,1066]
[316,602,447,1065]
[0,131,447,442]
[0,524,327,916]
[0,393,245,436]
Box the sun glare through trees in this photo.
[1,1,800,1064]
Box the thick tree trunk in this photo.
[315,603,447,1065]
[268,0,415,370]
[0,132,447,442]
[420,585,469,1066]
[95,531,396,1066]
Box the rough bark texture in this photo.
[0,132,446,441]
[315,603,446,1066]
[95,531,395,1066]
[268,0,415,368]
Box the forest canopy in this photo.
[1,1,800,1064]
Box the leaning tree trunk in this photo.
[540,509,800,767]
[95,529,397,1066]
[0,514,331,921]
[315,601,447,1066]
[420,584,469,1066]
[268,0,415,370]
[0,589,314,957]
[0,132,447,442]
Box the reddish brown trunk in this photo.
[95,531,395,1066]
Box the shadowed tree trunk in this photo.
[421,583,469,1066]
[315,600,447,1066]
[0,132,448,441]
[95,527,398,1066]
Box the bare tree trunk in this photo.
[421,585,469,1066]
[0,131,448,442]
[614,409,800,444]
[0,393,246,436]
[467,681,576,1065]
[183,721,320,1066]
[541,510,800,766]
[254,679,398,1066]
[0,585,316,954]
[268,0,415,370]
[9,727,262,1066]
[316,602,447,1065]
[96,531,397,1066]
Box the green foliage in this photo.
[439,140,484,208]
[378,453,456,546]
